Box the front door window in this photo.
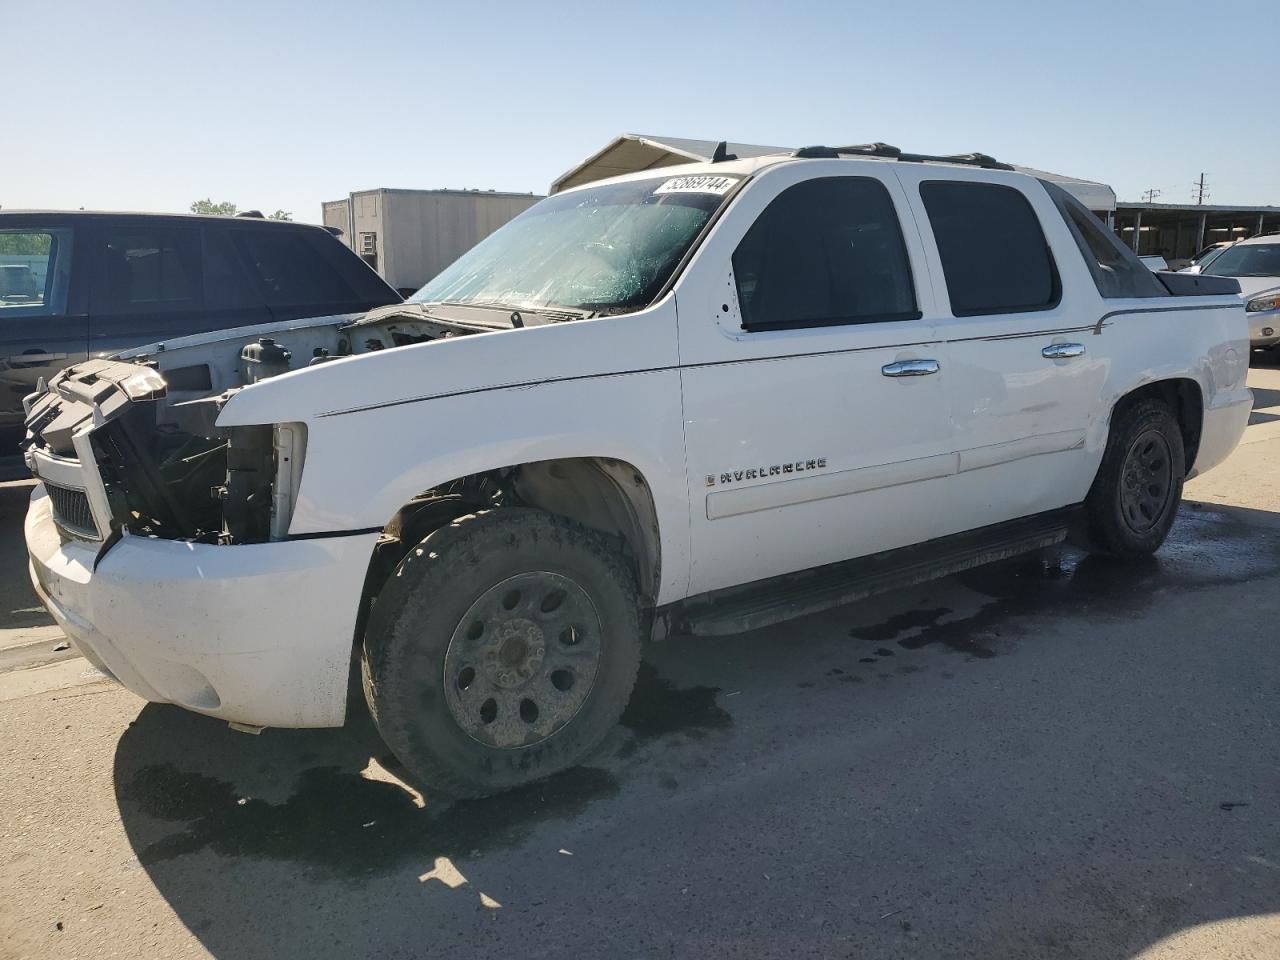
[0,229,74,318]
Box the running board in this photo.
[671,508,1076,638]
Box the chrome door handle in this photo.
[881,359,940,377]
[1042,342,1085,359]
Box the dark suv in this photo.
[0,210,401,448]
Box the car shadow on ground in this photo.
[1250,384,1280,425]
[109,499,1280,958]
[111,659,730,880]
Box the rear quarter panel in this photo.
[1091,297,1249,476]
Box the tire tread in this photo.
[361,508,642,798]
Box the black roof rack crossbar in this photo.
[792,142,901,159]
[790,144,1013,171]
[898,151,1014,171]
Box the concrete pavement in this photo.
[3,369,1280,959]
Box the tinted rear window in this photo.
[203,228,266,310]
[920,181,1059,316]
[229,230,359,306]
[226,228,398,309]
[93,226,202,313]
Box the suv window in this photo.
[1204,242,1280,278]
[920,181,1059,316]
[0,228,74,317]
[1039,180,1167,299]
[94,226,202,313]
[230,229,357,306]
[202,228,265,311]
[732,177,918,331]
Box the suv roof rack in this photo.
[791,143,1014,171]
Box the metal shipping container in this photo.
[323,188,542,296]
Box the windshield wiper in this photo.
[420,300,590,325]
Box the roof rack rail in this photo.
[710,140,738,163]
[793,143,900,159]
[900,151,1014,171]
[791,144,1013,171]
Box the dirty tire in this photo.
[1081,398,1185,559]
[362,509,643,798]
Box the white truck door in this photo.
[674,161,955,597]
[891,166,1108,529]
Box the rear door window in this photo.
[229,229,357,307]
[0,229,74,317]
[91,226,203,314]
[920,181,1059,316]
[732,176,919,331]
[202,227,267,311]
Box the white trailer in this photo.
[323,187,542,296]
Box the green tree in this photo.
[0,233,51,255]
[269,209,292,221]
[190,198,238,216]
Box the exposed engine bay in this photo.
[22,306,493,545]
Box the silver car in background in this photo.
[1179,241,1234,275]
[1199,235,1280,353]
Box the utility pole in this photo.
[1141,188,1161,203]
[1194,173,1209,205]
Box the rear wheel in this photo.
[361,509,643,798]
[1080,398,1185,559]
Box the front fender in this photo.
[291,369,691,605]
[236,299,691,604]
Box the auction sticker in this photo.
[653,175,740,196]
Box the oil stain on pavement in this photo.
[849,503,1280,659]
[619,662,731,740]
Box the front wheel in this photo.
[361,509,643,798]
[1080,398,1185,559]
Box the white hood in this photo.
[1230,276,1280,301]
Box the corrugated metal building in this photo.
[1111,201,1280,262]
[323,188,542,295]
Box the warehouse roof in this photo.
[1115,200,1280,214]
[552,133,1118,212]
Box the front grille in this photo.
[45,483,99,540]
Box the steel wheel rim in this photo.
[442,571,603,749]
[1120,429,1174,534]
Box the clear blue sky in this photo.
[6,0,1276,223]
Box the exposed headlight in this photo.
[120,366,168,400]
[1246,294,1280,313]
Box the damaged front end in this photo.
[23,359,301,547]
[23,306,492,549]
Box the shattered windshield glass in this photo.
[409,174,741,315]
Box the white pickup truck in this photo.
[23,144,1250,796]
